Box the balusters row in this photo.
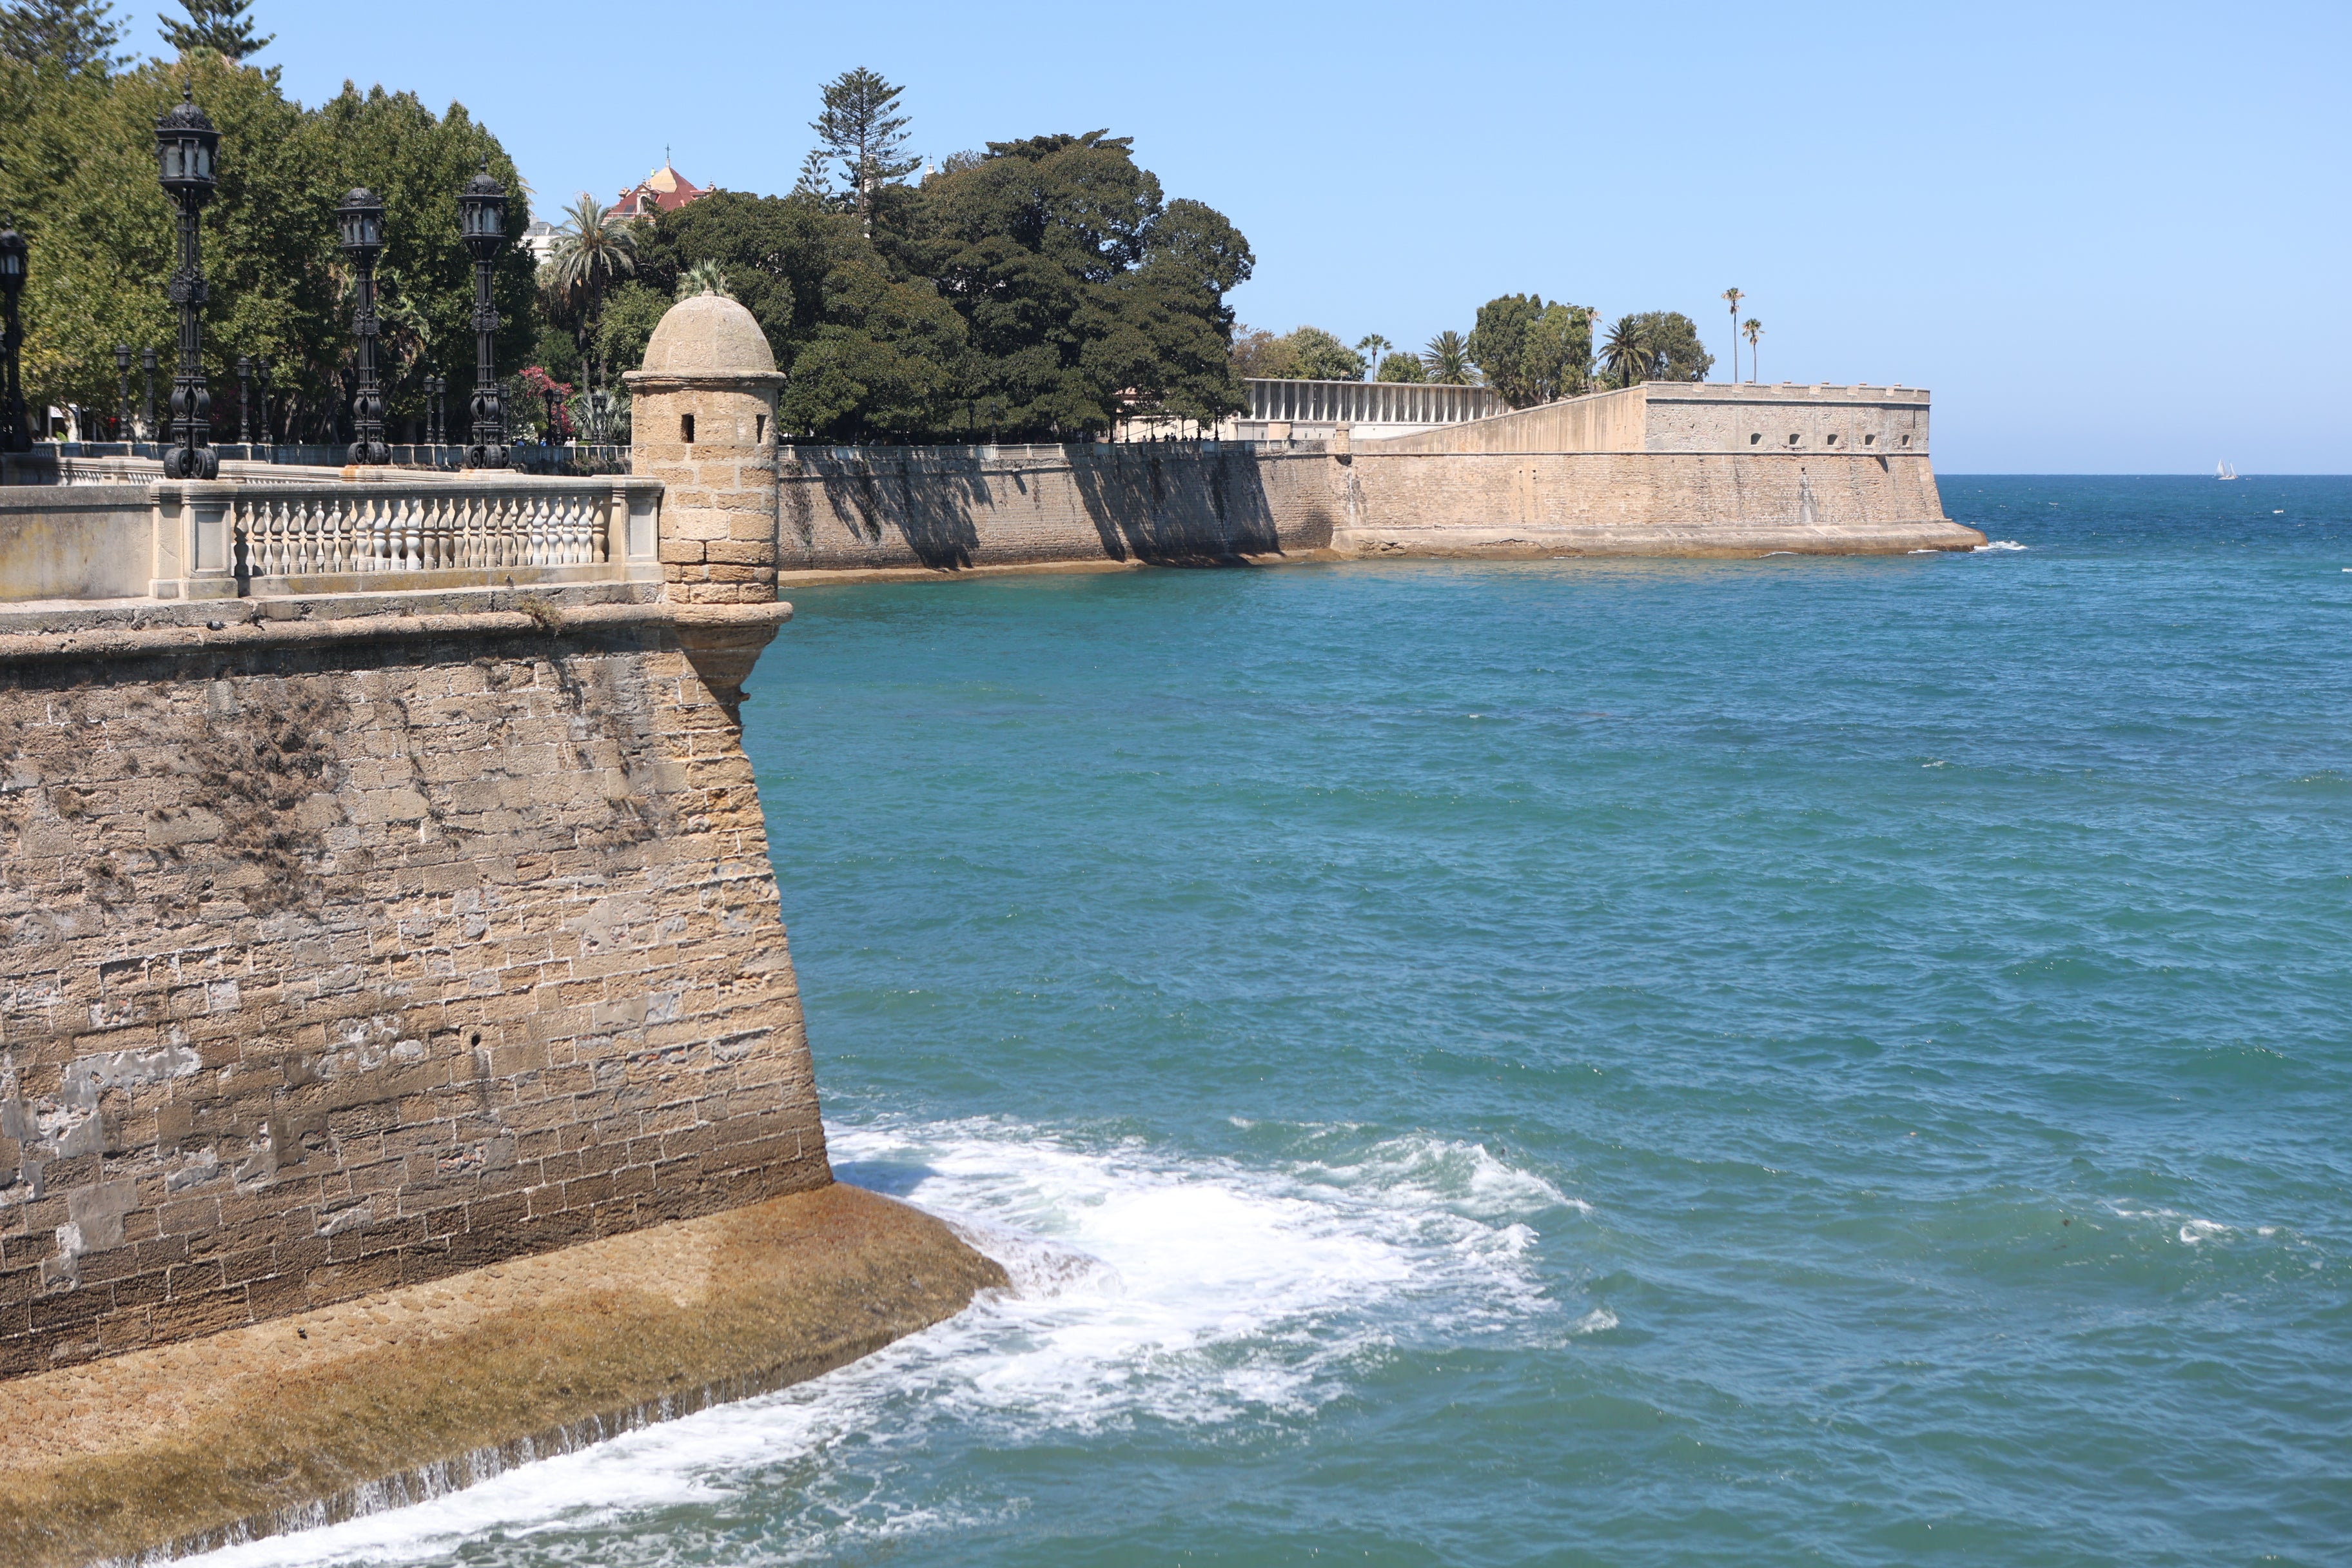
[233,488,611,580]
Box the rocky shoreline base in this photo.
[0,1184,1005,1568]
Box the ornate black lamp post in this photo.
[235,355,252,444]
[141,348,156,440]
[155,84,220,479]
[113,346,132,438]
[255,354,271,445]
[427,371,444,447]
[458,159,509,469]
[0,216,28,454]
[336,187,389,466]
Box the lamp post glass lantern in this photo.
[458,158,509,469]
[0,219,30,454]
[155,83,219,479]
[337,187,389,466]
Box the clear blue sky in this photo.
[222,0,2347,473]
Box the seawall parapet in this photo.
[760,388,1977,581]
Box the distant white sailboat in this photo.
[2217,460,2239,480]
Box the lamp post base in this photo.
[161,445,218,480]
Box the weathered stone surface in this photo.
[755,441,1979,582]
[0,1182,1008,1568]
[625,295,785,606]
[0,598,824,1379]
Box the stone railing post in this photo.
[150,480,237,599]
[609,475,664,582]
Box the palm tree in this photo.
[677,260,734,300]
[546,193,640,398]
[1721,289,1743,384]
[1355,334,1392,382]
[1603,315,1653,389]
[1422,330,1474,385]
[1741,318,1763,383]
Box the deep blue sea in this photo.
[202,476,2352,1567]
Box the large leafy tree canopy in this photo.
[1,32,1251,446]
[0,0,123,76]
[622,103,1254,442]
[1467,293,1596,408]
[1229,325,1362,382]
[0,6,534,439]
[1625,310,1712,382]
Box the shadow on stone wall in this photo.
[1068,447,1283,565]
[781,446,1300,571]
[792,453,994,569]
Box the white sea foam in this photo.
[1974,540,2028,551]
[179,1117,1580,1568]
[2108,1203,2239,1245]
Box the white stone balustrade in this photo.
[150,475,662,600]
[0,473,667,604]
[231,485,609,581]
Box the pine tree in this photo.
[156,0,269,62]
[807,67,917,236]
[0,0,126,75]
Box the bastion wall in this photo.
[763,438,1969,574]
[0,600,825,1380]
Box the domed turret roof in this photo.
[640,293,778,377]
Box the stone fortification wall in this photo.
[0,596,823,1380]
[761,438,1973,574]
[1369,382,1930,458]
[1335,448,1960,556]
[774,444,1340,573]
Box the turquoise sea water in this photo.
[201,476,2351,1568]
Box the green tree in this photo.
[157,0,269,61]
[0,0,124,75]
[783,248,965,438]
[1467,293,1541,404]
[1242,326,1359,381]
[300,82,537,437]
[4,54,533,441]
[1375,350,1424,383]
[1228,326,1279,378]
[1626,309,1711,381]
[676,259,731,299]
[1354,333,1389,380]
[1742,317,1762,382]
[1468,293,1592,406]
[634,188,838,368]
[543,191,638,394]
[1602,315,1650,389]
[596,279,669,375]
[806,66,919,237]
[1720,288,1742,384]
[913,130,1248,438]
[1421,329,1473,384]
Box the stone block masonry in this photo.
[0,596,825,1379]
